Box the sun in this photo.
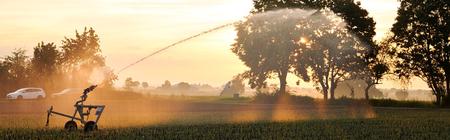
[299,37,309,44]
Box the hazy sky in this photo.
[0,0,429,89]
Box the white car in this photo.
[51,88,83,98]
[6,88,46,100]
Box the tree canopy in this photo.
[232,9,312,95]
[233,0,378,100]
[31,42,60,90]
[296,11,366,100]
[0,27,117,96]
[390,0,450,105]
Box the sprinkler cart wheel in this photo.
[64,121,77,131]
[84,121,98,132]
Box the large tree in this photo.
[31,42,61,91]
[61,27,106,87]
[2,49,31,91]
[296,11,365,100]
[231,9,311,95]
[0,60,12,96]
[390,0,450,105]
[249,0,379,99]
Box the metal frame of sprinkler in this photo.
[46,85,105,132]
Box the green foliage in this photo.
[369,99,436,108]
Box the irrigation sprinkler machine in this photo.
[46,85,105,132]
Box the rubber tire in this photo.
[84,121,98,132]
[16,95,23,100]
[64,120,78,131]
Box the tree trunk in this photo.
[345,83,355,98]
[330,83,336,100]
[278,69,288,96]
[445,75,450,106]
[364,85,371,100]
[323,88,328,101]
[436,94,442,106]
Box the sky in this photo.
[0,0,429,89]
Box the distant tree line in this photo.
[123,78,217,93]
[235,0,448,106]
[0,27,117,97]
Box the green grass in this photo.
[1,92,448,139]
[369,99,436,108]
[1,108,450,139]
[251,93,439,108]
[3,118,450,139]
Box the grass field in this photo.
[1,96,449,139]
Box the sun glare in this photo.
[300,37,309,44]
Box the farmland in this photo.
[1,96,450,139]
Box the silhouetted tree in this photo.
[296,11,365,100]
[220,75,246,97]
[124,77,140,90]
[61,27,105,87]
[177,82,191,91]
[335,80,384,99]
[99,67,118,89]
[250,0,379,100]
[3,49,30,89]
[232,9,310,95]
[390,0,450,105]
[31,42,61,91]
[162,80,171,89]
[327,1,388,100]
[231,76,245,95]
[0,28,117,94]
[142,82,149,89]
[360,46,389,100]
[0,60,11,95]
[344,81,357,98]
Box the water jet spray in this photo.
[117,21,243,74]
